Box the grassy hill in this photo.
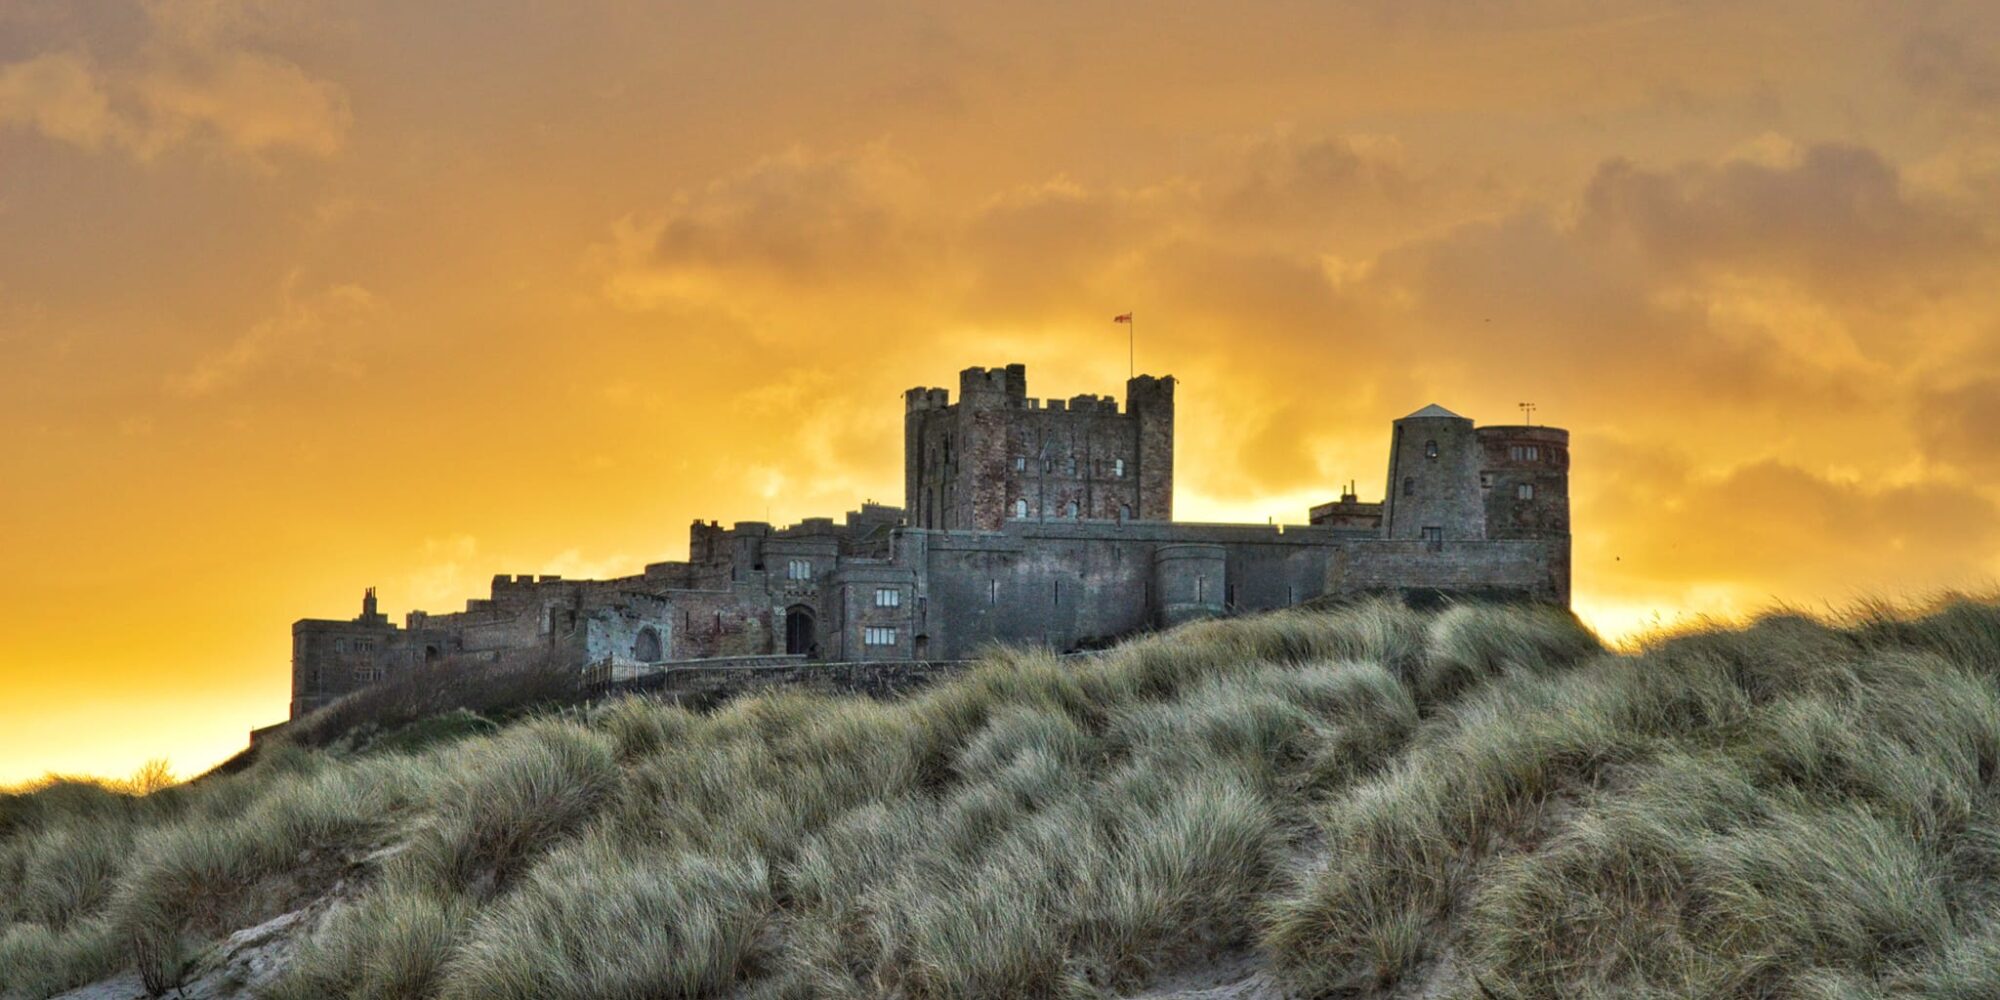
[6,597,2000,998]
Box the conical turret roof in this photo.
[1403,403,1464,419]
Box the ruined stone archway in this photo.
[633,626,663,663]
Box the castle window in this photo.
[1517,483,1535,500]
[1013,499,1028,519]
[1425,439,1439,459]
[1120,503,1132,521]
[864,626,898,646]
[874,587,902,608]
[1422,526,1443,552]
[1065,455,1077,476]
[352,666,381,683]
[989,579,998,605]
[1065,500,1079,518]
[1014,456,1026,472]
[1113,458,1125,478]
[1510,444,1541,462]
[1480,473,1493,490]
[787,559,812,580]
[1402,477,1415,497]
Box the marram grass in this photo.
[8,598,2000,998]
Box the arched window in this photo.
[1424,439,1439,459]
[1065,500,1079,518]
[1013,498,1029,518]
[1402,476,1415,497]
[424,645,440,664]
[1120,503,1132,521]
[633,627,663,663]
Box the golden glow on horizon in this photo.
[6,1,2000,785]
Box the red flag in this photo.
[1113,313,1132,323]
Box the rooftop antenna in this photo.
[1518,401,1537,425]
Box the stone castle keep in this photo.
[289,364,1570,718]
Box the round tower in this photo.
[1152,543,1225,626]
[1381,404,1484,542]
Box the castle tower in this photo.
[1380,404,1484,542]
[1127,374,1175,522]
[903,364,1174,530]
[1477,423,1571,603]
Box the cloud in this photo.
[1199,130,1416,233]
[0,1,349,161]
[599,145,928,311]
[1915,376,2000,477]
[167,278,381,397]
[1578,143,1989,297]
[1901,30,2000,114]
[134,49,349,157]
[0,53,122,149]
[1590,454,2000,598]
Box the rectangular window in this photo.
[787,559,811,580]
[1013,456,1026,472]
[864,626,898,646]
[1517,483,1535,500]
[1421,526,1443,552]
[352,666,381,683]
[1113,458,1126,478]
[1510,444,1541,462]
[874,587,901,608]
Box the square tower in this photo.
[904,364,1174,530]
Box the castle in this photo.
[289,364,1570,718]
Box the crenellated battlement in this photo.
[291,360,1570,724]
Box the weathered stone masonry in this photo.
[289,365,1569,718]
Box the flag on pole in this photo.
[1113,313,1132,323]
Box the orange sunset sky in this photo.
[5,1,2000,785]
